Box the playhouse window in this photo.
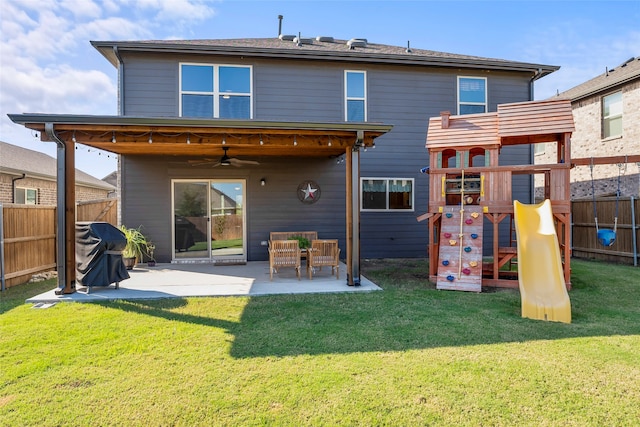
[180,64,252,119]
[458,76,487,115]
[602,91,622,139]
[361,178,414,211]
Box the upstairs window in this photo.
[361,178,414,211]
[15,187,37,204]
[458,76,487,115]
[180,64,252,119]
[345,70,367,121]
[602,91,622,139]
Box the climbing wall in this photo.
[436,205,483,292]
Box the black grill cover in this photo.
[76,222,130,288]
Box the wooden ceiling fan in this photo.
[188,147,260,167]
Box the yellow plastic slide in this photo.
[513,200,571,323]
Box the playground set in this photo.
[419,98,640,323]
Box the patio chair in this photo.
[269,240,302,281]
[307,239,340,280]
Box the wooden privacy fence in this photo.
[1,199,118,289]
[572,197,639,266]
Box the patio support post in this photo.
[346,131,363,286]
[45,123,76,295]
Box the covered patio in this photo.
[26,261,381,304]
[8,114,392,294]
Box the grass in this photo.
[1,258,639,426]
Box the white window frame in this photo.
[457,76,487,115]
[15,187,37,205]
[179,63,253,119]
[344,70,367,121]
[602,91,623,139]
[360,177,415,212]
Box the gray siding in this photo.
[121,156,347,263]
[121,52,534,260]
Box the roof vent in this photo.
[347,38,367,49]
[316,36,334,43]
[294,36,314,45]
[279,34,296,41]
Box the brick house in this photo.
[0,141,115,205]
[535,56,640,199]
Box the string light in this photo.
[148,131,153,144]
[186,134,190,144]
[260,135,264,145]
[222,136,226,145]
[328,136,332,147]
[72,131,77,143]
[293,136,297,146]
[111,131,116,143]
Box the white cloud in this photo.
[60,0,102,19]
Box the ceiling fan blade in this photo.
[229,158,260,166]
[188,158,217,166]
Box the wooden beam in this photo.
[571,155,640,167]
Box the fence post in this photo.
[632,196,637,267]
[0,203,5,292]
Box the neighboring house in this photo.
[0,141,115,205]
[9,35,558,268]
[535,56,640,199]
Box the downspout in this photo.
[113,46,125,115]
[44,123,76,295]
[113,45,124,226]
[529,68,542,203]
[11,173,26,203]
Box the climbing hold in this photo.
[464,246,472,252]
[444,232,452,238]
[462,268,471,275]
[442,260,449,266]
[449,240,457,246]
[446,275,455,282]
[469,261,478,267]
[465,219,473,225]
[471,212,480,219]
[470,233,478,239]
[446,213,453,218]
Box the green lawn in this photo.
[1,258,639,426]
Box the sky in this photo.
[1,0,639,180]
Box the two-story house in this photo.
[9,35,558,289]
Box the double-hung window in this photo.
[361,178,414,211]
[458,76,487,115]
[602,91,622,139]
[180,63,252,119]
[15,187,37,204]
[345,70,366,121]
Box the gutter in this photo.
[11,173,26,203]
[91,41,559,78]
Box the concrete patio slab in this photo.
[26,261,381,303]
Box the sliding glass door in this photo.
[172,180,246,262]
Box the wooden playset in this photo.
[418,99,575,291]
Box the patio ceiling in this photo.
[9,114,393,158]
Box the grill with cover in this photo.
[76,222,129,293]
